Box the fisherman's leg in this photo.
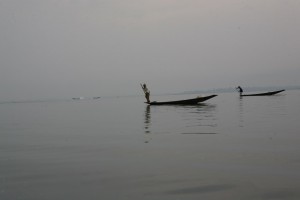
[146,93,150,103]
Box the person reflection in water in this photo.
[144,105,151,131]
[141,83,150,103]
[236,86,243,96]
[144,105,152,143]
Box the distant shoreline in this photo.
[177,85,300,95]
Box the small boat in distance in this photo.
[146,95,218,105]
[72,97,84,100]
[240,89,285,97]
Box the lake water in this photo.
[1,90,300,200]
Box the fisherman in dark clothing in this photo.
[236,86,243,96]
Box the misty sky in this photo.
[1,0,300,100]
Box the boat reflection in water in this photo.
[143,103,218,143]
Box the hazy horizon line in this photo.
[1,85,299,104]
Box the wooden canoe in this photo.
[241,89,285,97]
[146,95,217,105]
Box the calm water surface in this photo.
[1,90,300,200]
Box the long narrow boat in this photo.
[241,89,285,97]
[146,95,217,105]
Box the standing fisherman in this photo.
[141,83,150,103]
[236,86,243,96]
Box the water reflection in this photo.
[179,104,217,132]
[144,105,151,134]
[238,97,244,127]
[143,103,218,139]
[144,105,151,143]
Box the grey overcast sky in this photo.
[1,0,300,100]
